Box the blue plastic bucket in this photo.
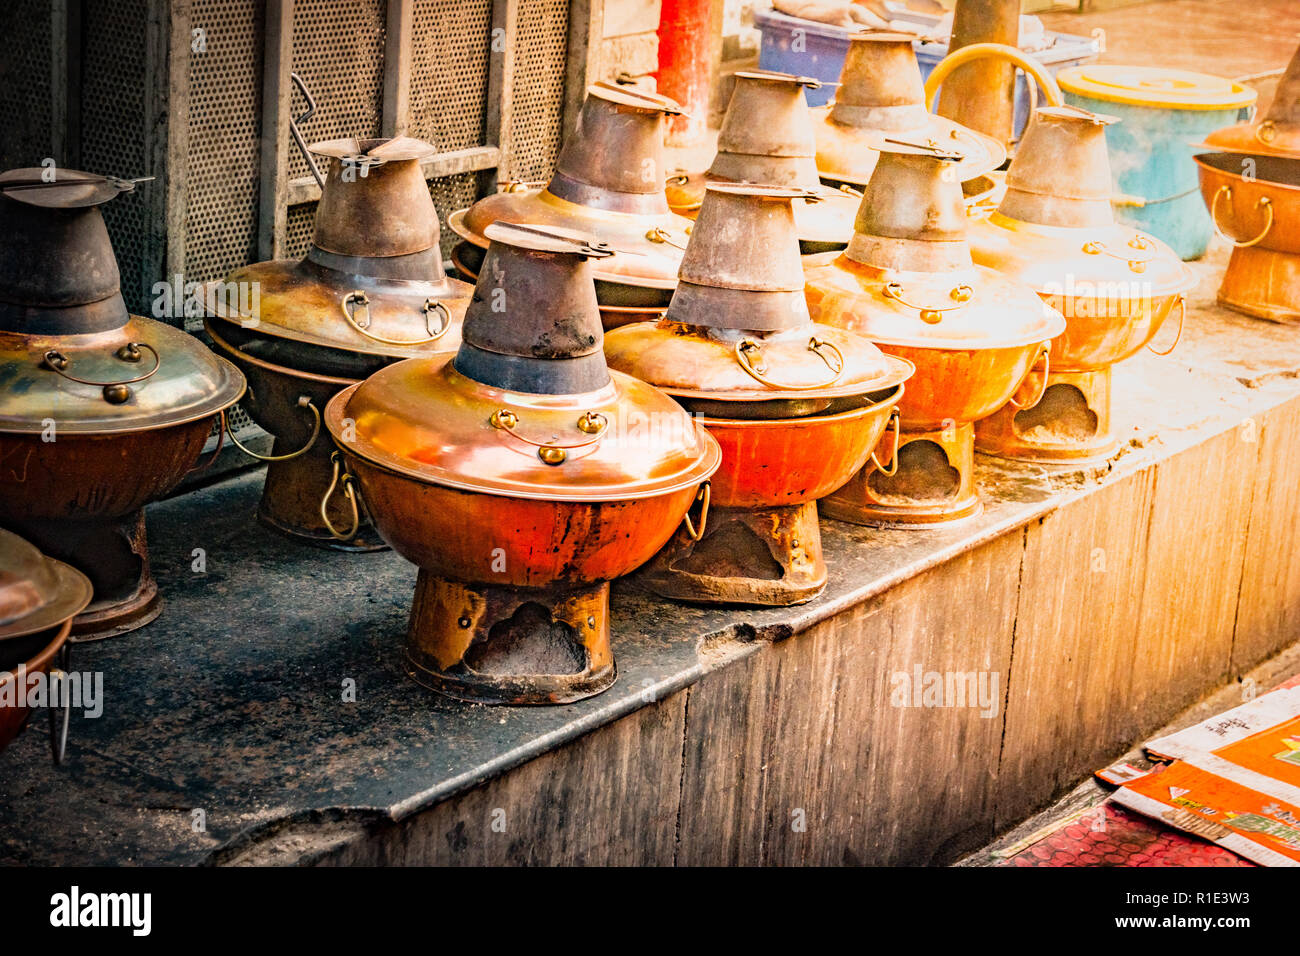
[753,6,1100,138]
[1057,66,1256,260]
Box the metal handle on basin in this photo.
[1211,186,1274,248]
[681,481,711,542]
[341,291,452,347]
[226,394,321,462]
[869,407,902,477]
[42,342,160,404]
[1147,295,1186,357]
[734,337,845,391]
[321,451,361,541]
[1009,344,1051,411]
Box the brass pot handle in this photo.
[645,226,689,250]
[682,481,711,542]
[321,451,361,541]
[882,281,974,323]
[1081,236,1156,273]
[227,394,321,462]
[734,337,845,390]
[870,407,902,477]
[1009,344,1051,411]
[42,343,160,405]
[1210,186,1273,248]
[341,291,452,347]
[1147,295,1185,357]
[489,408,607,465]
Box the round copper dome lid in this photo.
[324,223,721,502]
[0,168,245,434]
[1200,45,1300,161]
[0,529,92,642]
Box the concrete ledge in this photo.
[2,245,1299,865]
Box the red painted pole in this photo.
[656,0,716,146]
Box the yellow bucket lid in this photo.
[1057,65,1257,111]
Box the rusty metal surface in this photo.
[309,139,443,258]
[1,250,1299,861]
[641,501,828,607]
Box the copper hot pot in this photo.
[323,223,720,705]
[969,106,1195,463]
[205,133,471,550]
[449,83,692,329]
[606,183,911,605]
[805,140,1064,525]
[0,529,91,760]
[0,169,245,639]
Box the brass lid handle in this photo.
[340,291,453,347]
[734,337,845,391]
[42,342,160,405]
[489,408,608,465]
[882,281,974,324]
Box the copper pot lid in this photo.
[0,167,245,434]
[449,84,692,291]
[813,32,1006,186]
[804,142,1064,350]
[324,223,721,502]
[1202,45,1300,161]
[606,183,912,402]
[0,316,246,434]
[211,257,470,361]
[969,107,1195,298]
[0,529,92,642]
[212,135,471,360]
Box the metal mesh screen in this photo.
[430,171,478,259]
[284,201,317,260]
[79,0,151,315]
[288,0,387,179]
[184,0,264,285]
[409,0,492,151]
[504,0,570,182]
[0,0,55,168]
